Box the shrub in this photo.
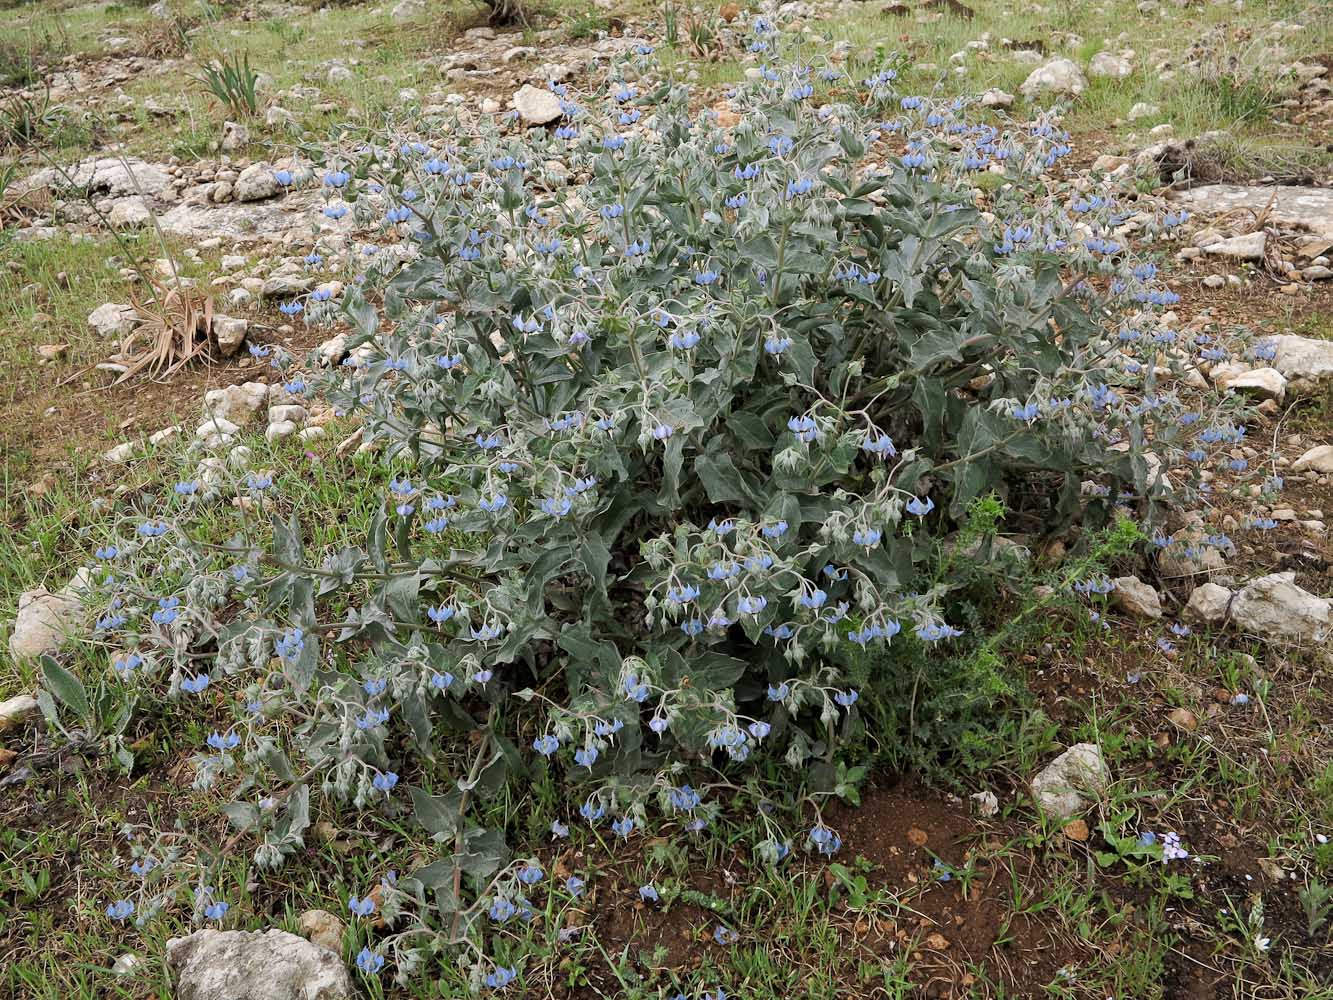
[72,22,1272,986]
[480,0,530,25]
[140,11,198,59]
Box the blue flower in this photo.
[206,731,239,752]
[151,596,181,625]
[204,900,229,920]
[275,627,305,661]
[1011,402,1040,421]
[539,496,572,518]
[113,653,143,674]
[611,816,635,838]
[372,771,399,794]
[518,864,544,885]
[623,674,650,702]
[532,733,561,761]
[915,622,963,642]
[639,884,659,902]
[669,785,702,811]
[862,433,896,457]
[356,707,390,730]
[348,895,375,917]
[574,747,599,769]
[737,595,767,615]
[356,948,385,974]
[106,899,135,921]
[565,875,585,897]
[905,496,934,517]
[808,825,842,855]
[785,178,814,199]
[428,604,456,624]
[787,415,818,442]
[666,584,700,605]
[485,966,517,989]
[181,673,210,694]
[798,589,826,610]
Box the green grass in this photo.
[821,0,1330,153]
[0,229,223,373]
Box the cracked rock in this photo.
[1230,572,1330,646]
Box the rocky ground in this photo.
[2,0,1333,998]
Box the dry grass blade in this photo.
[115,274,215,384]
[0,183,47,224]
[139,13,198,59]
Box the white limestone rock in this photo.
[1019,58,1087,99]
[1111,576,1163,619]
[165,928,353,1000]
[1031,743,1109,819]
[1230,572,1330,646]
[513,84,563,125]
